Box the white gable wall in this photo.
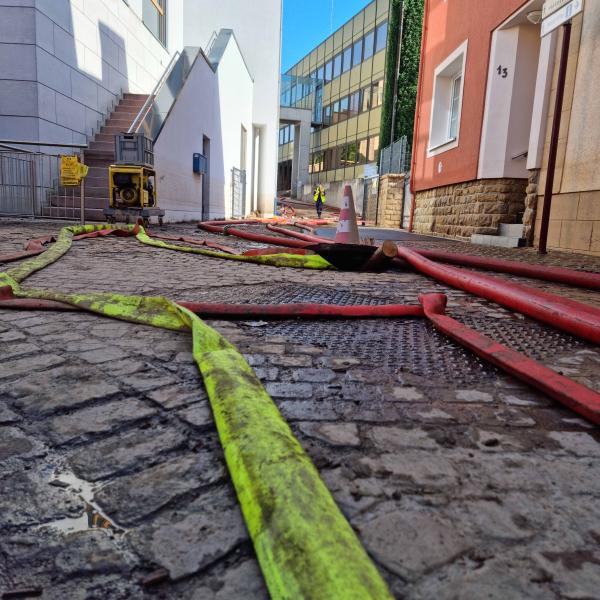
[182,0,282,216]
[154,39,254,222]
[215,36,254,219]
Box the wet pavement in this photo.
[0,219,599,599]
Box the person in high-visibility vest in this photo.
[313,185,326,218]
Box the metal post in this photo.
[79,148,85,225]
[389,0,405,169]
[30,156,36,217]
[538,23,571,254]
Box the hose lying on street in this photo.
[0,223,393,600]
[397,247,600,345]
[193,220,600,343]
[414,248,600,290]
[2,220,600,597]
[198,219,600,290]
[420,293,600,425]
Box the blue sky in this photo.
[281,0,371,72]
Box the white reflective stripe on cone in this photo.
[335,185,360,244]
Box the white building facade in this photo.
[0,0,281,220]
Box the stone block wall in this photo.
[412,178,527,239]
[533,191,600,256]
[523,170,539,244]
[376,174,405,228]
[531,13,600,256]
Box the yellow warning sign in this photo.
[60,155,88,186]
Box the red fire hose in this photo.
[0,235,57,263]
[415,249,600,290]
[0,283,422,319]
[398,247,600,345]
[198,221,313,249]
[1,273,598,425]
[295,219,333,229]
[177,301,423,319]
[266,224,331,244]
[420,293,600,425]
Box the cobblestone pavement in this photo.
[1,219,599,599]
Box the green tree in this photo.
[379,0,424,159]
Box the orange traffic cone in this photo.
[335,185,360,244]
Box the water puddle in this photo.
[42,470,123,534]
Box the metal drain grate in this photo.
[262,285,393,306]
[263,285,594,385]
[456,315,587,362]
[259,318,497,385]
[186,283,408,305]
[193,283,593,386]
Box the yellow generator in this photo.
[104,133,164,227]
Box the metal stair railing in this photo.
[128,47,200,142]
[128,50,180,135]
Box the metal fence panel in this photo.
[0,150,84,219]
[362,176,379,223]
[231,167,247,218]
[0,152,35,216]
[379,136,409,176]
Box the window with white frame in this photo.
[428,41,468,156]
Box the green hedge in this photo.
[379,0,424,158]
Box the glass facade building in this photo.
[278,0,390,190]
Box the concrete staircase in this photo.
[471,223,527,248]
[43,93,149,221]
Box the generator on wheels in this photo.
[104,133,165,227]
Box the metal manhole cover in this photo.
[193,284,593,386]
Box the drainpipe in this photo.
[377,0,406,226]
[389,0,405,171]
[408,0,429,232]
[538,23,571,254]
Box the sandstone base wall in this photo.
[413,178,527,239]
[376,174,405,228]
[523,170,539,244]
[533,189,600,256]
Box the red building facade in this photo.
[410,0,549,242]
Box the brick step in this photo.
[92,133,115,143]
[83,198,109,210]
[84,185,109,199]
[117,100,147,108]
[471,234,526,248]
[103,117,135,126]
[86,159,114,168]
[123,93,149,100]
[88,141,114,152]
[85,150,115,161]
[498,223,525,237]
[86,166,109,177]
[106,112,137,121]
[110,109,140,118]
[100,125,129,135]
[42,205,106,221]
[85,179,108,190]
[49,196,108,210]
[86,161,114,170]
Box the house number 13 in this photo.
[497,65,508,78]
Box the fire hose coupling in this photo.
[222,224,235,235]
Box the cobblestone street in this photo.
[1,220,599,599]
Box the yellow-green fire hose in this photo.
[1,224,392,599]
